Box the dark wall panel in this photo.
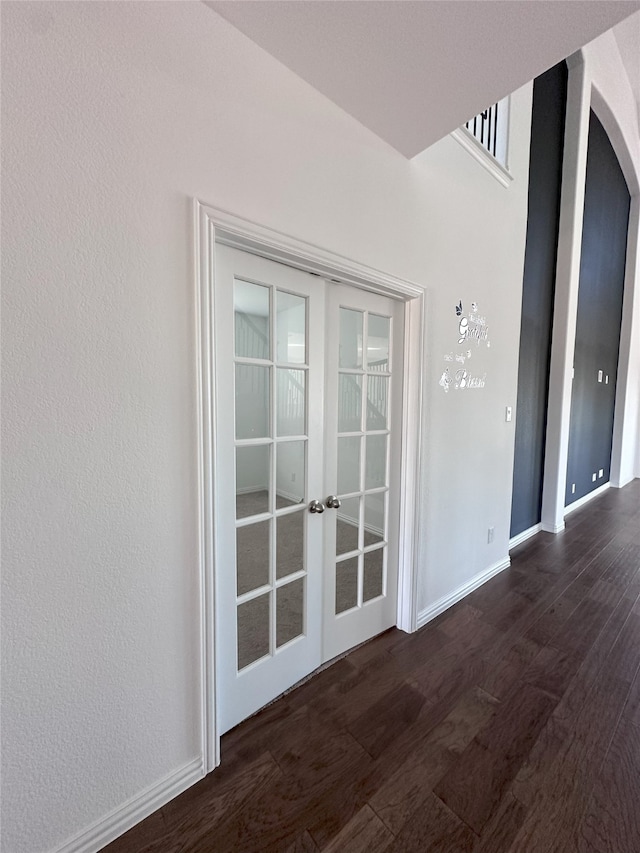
[511,63,567,538]
[566,112,630,505]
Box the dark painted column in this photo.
[511,63,567,538]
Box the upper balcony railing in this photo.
[466,103,499,157]
[463,97,509,170]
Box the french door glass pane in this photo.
[367,314,390,371]
[276,578,304,647]
[276,511,305,579]
[339,309,363,369]
[338,374,362,432]
[236,520,270,595]
[366,375,389,430]
[363,549,384,602]
[336,496,360,556]
[236,444,270,518]
[234,280,270,360]
[365,435,387,490]
[275,440,305,508]
[276,292,306,364]
[337,436,361,495]
[237,593,270,670]
[277,368,306,436]
[364,492,385,546]
[336,557,359,613]
[235,364,270,439]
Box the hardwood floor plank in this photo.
[321,805,394,853]
[284,830,320,853]
[622,665,640,727]
[522,585,622,697]
[437,603,484,639]
[309,650,409,730]
[347,682,426,759]
[472,792,527,853]
[368,686,498,835]
[434,682,556,833]
[217,724,371,852]
[507,609,640,853]
[287,657,358,711]
[387,624,450,672]
[387,792,476,853]
[577,716,640,853]
[479,636,541,700]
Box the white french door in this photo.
[323,285,403,661]
[214,246,403,734]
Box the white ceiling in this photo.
[206,0,640,158]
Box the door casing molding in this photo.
[194,200,426,772]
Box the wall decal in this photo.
[440,300,491,392]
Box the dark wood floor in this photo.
[105,480,640,853]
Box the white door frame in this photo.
[194,199,426,772]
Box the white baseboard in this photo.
[509,522,542,550]
[541,521,565,533]
[416,556,511,629]
[275,488,304,504]
[610,474,634,489]
[564,482,610,517]
[54,757,203,853]
[236,485,268,495]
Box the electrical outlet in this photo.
[592,473,597,482]
[505,406,512,422]
[487,526,494,544]
[598,469,604,478]
[572,483,576,494]
[598,370,603,383]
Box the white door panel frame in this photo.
[195,200,426,772]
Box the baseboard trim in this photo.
[541,521,565,534]
[54,757,203,853]
[564,482,610,517]
[275,488,305,504]
[416,556,511,629]
[236,485,268,495]
[509,523,542,550]
[610,474,634,489]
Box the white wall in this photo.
[0,3,635,852]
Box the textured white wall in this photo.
[0,3,635,852]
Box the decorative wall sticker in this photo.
[439,368,452,393]
[454,369,486,389]
[440,300,491,392]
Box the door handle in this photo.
[309,499,325,514]
[325,495,341,509]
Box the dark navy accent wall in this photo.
[511,63,567,538]
[565,112,630,505]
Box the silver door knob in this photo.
[325,495,341,509]
[309,499,325,514]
